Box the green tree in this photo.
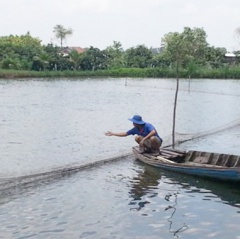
[162,27,208,68]
[79,47,107,71]
[104,41,124,69]
[43,44,61,70]
[68,50,82,70]
[161,27,209,147]
[204,46,227,68]
[125,45,153,68]
[152,53,171,68]
[1,57,21,69]
[162,31,184,147]
[53,25,73,48]
[31,52,52,71]
[0,33,43,70]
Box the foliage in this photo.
[3,66,240,79]
[161,27,208,69]
[104,41,125,69]
[124,45,153,68]
[79,46,107,71]
[68,50,82,70]
[0,33,43,70]
[204,46,227,68]
[0,26,238,77]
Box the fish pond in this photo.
[0,77,240,239]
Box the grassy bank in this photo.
[1,67,240,79]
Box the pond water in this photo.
[1,77,240,239]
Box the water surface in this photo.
[1,77,240,239]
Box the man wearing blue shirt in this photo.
[105,115,162,155]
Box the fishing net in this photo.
[2,116,240,191]
[0,153,131,192]
[162,117,240,147]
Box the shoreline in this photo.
[1,68,240,79]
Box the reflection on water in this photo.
[129,163,189,238]
[128,162,240,238]
[129,162,161,201]
[162,168,240,210]
[164,192,188,238]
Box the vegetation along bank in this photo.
[1,25,240,79]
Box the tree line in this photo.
[0,26,239,75]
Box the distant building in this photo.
[60,47,86,57]
[225,52,236,57]
[224,53,237,65]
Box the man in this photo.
[105,115,162,155]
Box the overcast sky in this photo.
[1,0,240,51]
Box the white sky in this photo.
[0,0,240,51]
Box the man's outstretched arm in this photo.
[105,131,128,137]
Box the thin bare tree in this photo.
[53,24,73,48]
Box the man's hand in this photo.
[140,138,145,147]
[105,131,113,136]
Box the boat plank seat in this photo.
[213,154,228,166]
[192,156,209,164]
[186,151,206,162]
[225,155,240,167]
[233,157,240,167]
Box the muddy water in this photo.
[1,78,240,239]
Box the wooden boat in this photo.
[132,146,240,182]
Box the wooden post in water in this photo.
[172,61,179,149]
